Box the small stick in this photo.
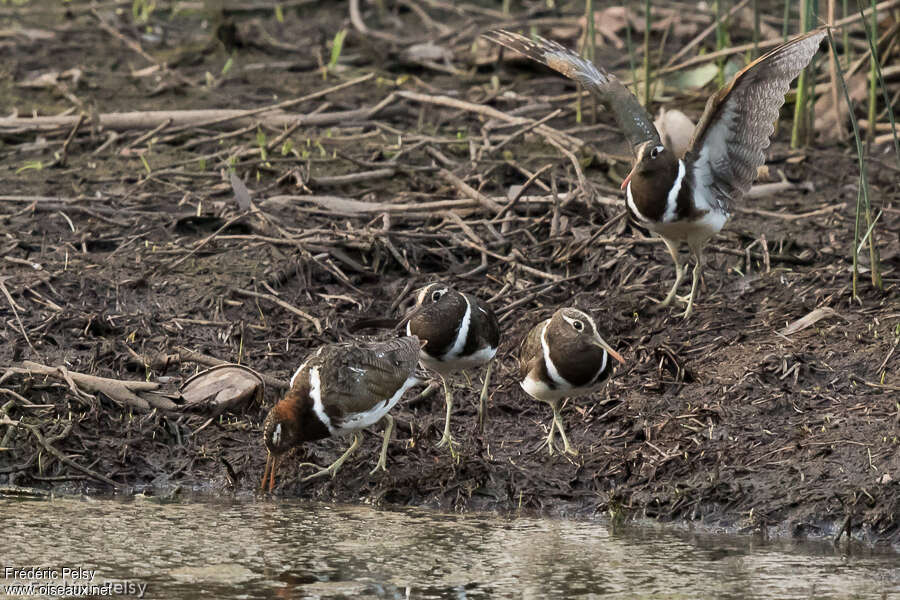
[0,277,38,358]
[232,288,323,333]
[439,169,503,214]
[492,163,554,223]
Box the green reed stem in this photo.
[857,0,900,164]
[790,0,811,148]
[714,0,726,86]
[782,0,791,40]
[826,30,881,297]
[752,0,760,58]
[643,0,651,107]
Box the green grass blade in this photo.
[856,0,900,165]
[825,30,882,295]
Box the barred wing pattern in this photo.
[686,28,827,212]
[484,29,661,153]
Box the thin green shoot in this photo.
[256,127,268,162]
[791,0,811,148]
[865,0,877,143]
[16,160,43,173]
[714,0,727,86]
[855,210,883,256]
[826,30,882,295]
[856,0,900,164]
[327,29,347,72]
[752,0,760,58]
[842,0,851,67]
[782,0,791,40]
[643,0,651,108]
[625,3,636,84]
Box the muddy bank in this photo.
[1,1,899,548]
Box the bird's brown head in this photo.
[621,140,679,194]
[260,393,304,492]
[405,284,466,353]
[262,401,299,456]
[545,308,625,386]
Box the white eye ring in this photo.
[431,290,445,302]
[649,145,663,159]
[572,319,584,332]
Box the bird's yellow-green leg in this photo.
[436,376,455,452]
[551,401,578,456]
[536,400,558,455]
[658,237,685,308]
[680,248,704,319]
[301,433,361,481]
[369,414,394,475]
[477,362,492,434]
[543,415,557,455]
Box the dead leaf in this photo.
[230,172,252,210]
[778,307,847,337]
[180,364,264,417]
[654,108,695,158]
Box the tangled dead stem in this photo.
[1,1,898,548]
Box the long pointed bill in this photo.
[261,453,276,492]
[620,163,639,190]
[595,338,625,364]
[397,302,427,332]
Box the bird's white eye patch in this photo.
[562,315,585,332]
[649,145,664,159]
[431,288,448,302]
[272,423,281,446]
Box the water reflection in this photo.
[1,496,896,599]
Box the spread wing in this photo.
[517,320,547,380]
[316,337,420,417]
[685,27,827,210]
[483,29,660,154]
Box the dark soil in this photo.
[2,1,899,548]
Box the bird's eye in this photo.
[649,146,662,159]
[431,290,445,302]
[572,319,584,332]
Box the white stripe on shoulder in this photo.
[309,367,335,435]
[540,322,568,388]
[443,295,471,360]
[662,159,686,223]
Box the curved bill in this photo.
[260,453,277,492]
[594,337,625,364]
[620,163,640,190]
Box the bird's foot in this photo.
[368,455,388,476]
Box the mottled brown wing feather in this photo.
[685,27,827,209]
[315,337,420,417]
[517,320,546,380]
[483,30,660,153]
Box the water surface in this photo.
[2,496,897,599]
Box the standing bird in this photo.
[485,28,827,318]
[260,336,420,492]
[406,283,500,450]
[518,308,624,455]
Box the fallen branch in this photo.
[15,361,175,412]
